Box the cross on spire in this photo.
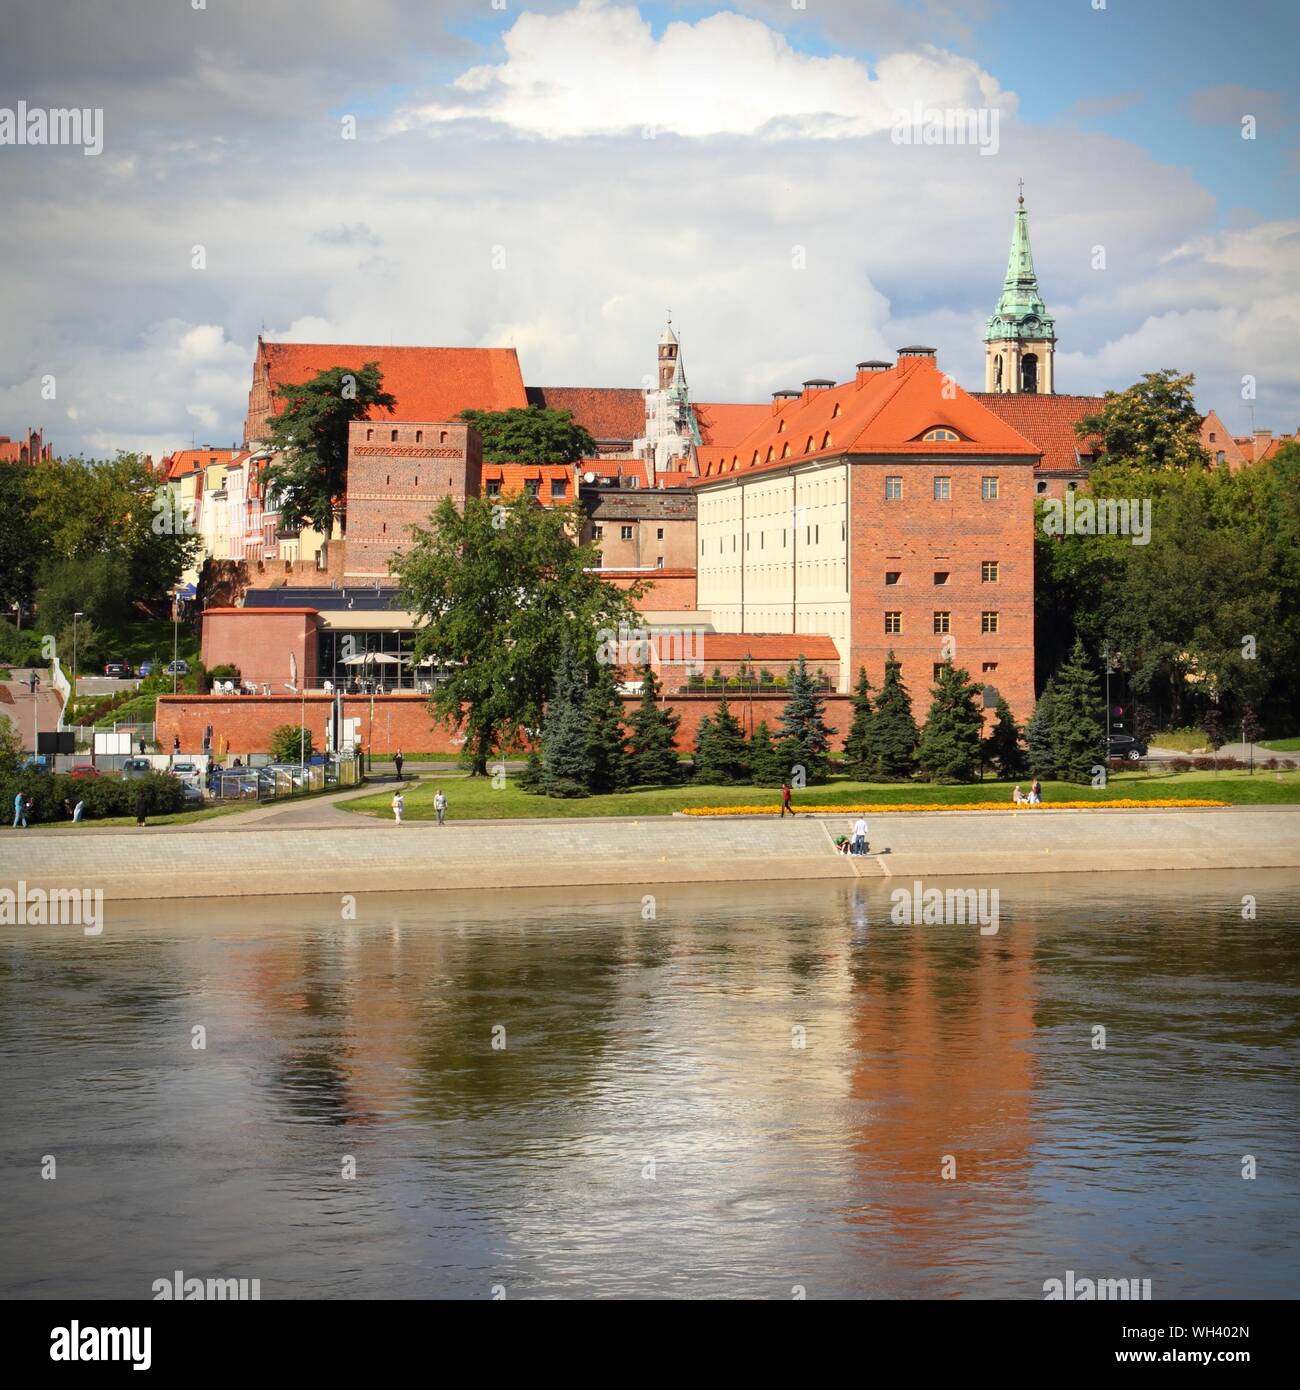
[1017,178,1024,205]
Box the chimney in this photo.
[855,359,891,387]
[801,378,835,403]
[1253,429,1273,460]
[896,345,937,370]
[770,389,801,416]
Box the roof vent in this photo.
[802,379,835,389]
[897,345,937,358]
[856,360,890,370]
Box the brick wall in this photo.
[344,421,481,581]
[849,459,1035,725]
[600,570,698,610]
[200,609,320,691]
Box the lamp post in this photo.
[1103,643,1112,746]
[172,589,180,694]
[72,609,84,703]
[745,648,753,736]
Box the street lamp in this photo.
[72,610,84,702]
[172,589,181,694]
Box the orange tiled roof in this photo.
[579,457,650,487]
[481,462,574,506]
[692,634,840,662]
[526,386,645,440]
[161,447,242,481]
[262,342,527,425]
[693,401,770,448]
[969,393,1103,474]
[694,356,1040,481]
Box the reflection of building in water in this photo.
[846,922,1037,1254]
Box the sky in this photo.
[1,0,1296,459]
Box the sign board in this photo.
[94,731,134,756]
[37,731,75,755]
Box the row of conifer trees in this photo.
[525,639,1106,798]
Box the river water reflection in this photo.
[2,870,1298,1299]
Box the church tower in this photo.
[984,190,1056,394]
[637,318,701,475]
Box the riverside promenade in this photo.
[2,800,1299,901]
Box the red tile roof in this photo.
[694,634,840,661]
[597,567,696,579]
[160,447,243,481]
[481,463,574,505]
[693,401,770,448]
[695,356,1040,481]
[526,386,645,440]
[971,393,1104,474]
[578,457,650,487]
[262,342,527,424]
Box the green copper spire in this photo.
[984,192,1055,344]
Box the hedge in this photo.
[3,770,185,823]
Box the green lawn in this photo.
[343,767,1300,821]
[1148,730,1208,752]
[1262,737,1300,752]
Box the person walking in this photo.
[73,798,85,824]
[852,816,868,856]
[173,734,181,756]
[780,782,794,818]
[434,788,447,826]
[13,791,30,829]
[394,749,404,782]
[391,789,405,824]
[1029,778,1042,805]
[135,788,148,827]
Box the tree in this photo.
[459,406,596,465]
[866,651,918,780]
[841,667,875,779]
[539,640,591,798]
[0,462,39,616]
[747,720,786,787]
[395,493,640,775]
[916,660,985,782]
[1132,700,1156,749]
[775,655,834,784]
[693,694,749,784]
[264,363,396,534]
[627,663,681,785]
[1202,705,1225,752]
[984,695,1028,779]
[1050,639,1105,784]
[1025,679,1058,779]
[268,723,315,763]
[0,717,22,778]
[583,660,630,794]
[1075,369,1206,470]
[1241,703,1262,749]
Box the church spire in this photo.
[983,188,1056,394]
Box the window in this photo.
[885,476,903,500]
[1216,451,1226,465]
[595,525,604,540]
[884,612,902,634]
[981,611,999,633]
[923,428,958,442]
[485,480,501,496]
[933,611,951,634]
[1209,431,1216,442]
[885,571,901,585]
[655,557,664,569]
[1036,480,1048,495]
[933,571,949,586]
[621,525,634,541]
[933,663,946,681]
[933,476,951,500]
[982,661,998,673]
[391,429,399,443]
[415,430,423,444]
[550,479,567,498]
[657,527,664,540]
[981,476,999,500]
[524,479,539,498]
[981,560,999,583]
[365,428,374,441]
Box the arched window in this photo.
[923,428,959,442]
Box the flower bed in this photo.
[681,798,1230,816]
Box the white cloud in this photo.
[398,0,1014,140]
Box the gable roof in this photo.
[971,393,1103,475]
[693,401,770,448]
[258,341,527,426]
[161,446,243,481]
[481,462,574,505]
[526,386,645,441]
[694,355,1039,480]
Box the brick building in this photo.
[0,428,52,464]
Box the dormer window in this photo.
[832,404,842,418]
[923,427,959,442]
[781,442,791,458]
[777,419,786,432]
[765,447,775,462]
[822,432,832,449]
[805,436,815,453]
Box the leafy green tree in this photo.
[459,406,596,465]
[916,660,985,782]
[0,717,23,777]
[0,462,40,616]
[841,667,875,779]
[775,655,834,784]
[539,640,591,798]
[1025,679,1058,779]
[1050,639,1105,783]
[628,663,681,786]
[268,723,315,762]
[264,363,396,533]
[1075,369,1206,470]
[984,695,1028,778]
[866,651,918,780]
[395,494,640,775]
[693,694,749,784]
[583,660,629,794]
[747,720,785,787]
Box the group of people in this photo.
[391,784,448,825]
[1012,780,1044,805]
[835,817,871,856]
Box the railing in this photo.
[206,755,361,802]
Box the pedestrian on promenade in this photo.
[13,791,30,828]
[780,782,793,817]
[394,749,404,782]
[1012,784,1024,804]
[173,735,181,756]
[391,790,404,823]
[73,799,85,823]
[434,788,447,825]
[1029,778,1042,805]
[852,816,868,856]
[135,788,148,827]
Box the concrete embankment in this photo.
[1,807,1298,902]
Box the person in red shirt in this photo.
[781,782,793,817]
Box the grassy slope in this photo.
[1262,737,1300,752]
[343,768,1300,821]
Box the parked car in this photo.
[121,757,153,779]
[139,660,155,677]
[104,660,133,678]
[169,761,201,785]
[181,784,204,805]
[165,659,190,676]
[1105,733,1148,761]
[69,764,101,779]
[263,763,310,789]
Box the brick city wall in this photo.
[156,690,860,757]
[849,458,1035,725]
[344,421,482,581]
[199,609,319,691]
[600,570,698,610]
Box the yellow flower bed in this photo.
[681,798,1229,816]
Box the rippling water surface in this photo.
[2,871,1298,1299]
